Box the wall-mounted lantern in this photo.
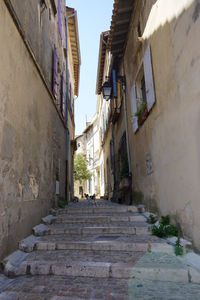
[101,81,112,101]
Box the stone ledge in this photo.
[42,215,57,225]
[32,224,49,236]
[19,235,39,253]
[2,251,29,277]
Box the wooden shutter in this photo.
[60,73,64,116]
[143,44,155,112]
[57,0,62,39]
[52,45,58,98]
[130,83,138,133]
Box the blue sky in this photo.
[66,0,114,135]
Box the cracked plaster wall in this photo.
[0,1,66,259]
[125,0,200,249]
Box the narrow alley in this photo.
[1,0,200,299]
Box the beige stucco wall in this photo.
[0,1,66,259]
[125,0,200,249]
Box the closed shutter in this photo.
[52,45,58,98]
[57,0,62,39]
[60,73,64,116]
[143,44,155,112]
[130,83,138,133]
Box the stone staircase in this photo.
[0,199,200,299]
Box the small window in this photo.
[60,73,64,116]
[135,65,148,127]
[57,0,62,39]
[50,0,57,15]
[137,20,142,37]
[130,45,156,132]
[136,66,147,106]
[49,8,51,21]
[52,45,58,99]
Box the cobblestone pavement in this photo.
[0,199,200,299]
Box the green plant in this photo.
[135,101,147,117]
[160,215,170,226]
[165,224,178,236]
[175,237,184,256]
[58,196,67,209]
[152,224,167,238]
[148,214,157,224]
[152,215,178,238]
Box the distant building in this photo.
[74,134,87,198]
[74,113,102,198]
[0,0,80,259]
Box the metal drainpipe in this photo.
[122,65,131,177]
[110,103,117,201]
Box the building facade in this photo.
[66,6,81,202]
[0,0,80,259]
[97,0,200,250]
[74,114,102,198]
[96,30,132,204]
[74,134,87,198]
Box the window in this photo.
[136,66,146,108]
[49,8,51,21]
[130,44,156,133]
[50,0,57,15]
[52,45,58,98]
[79,186,83,195]
[137,20,142,37]
[57,0,62,39]
[60,73,64,116]
[69,83,72,108]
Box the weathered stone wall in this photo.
[9,0,66,91]
[125,0,200,249]
[0,1,66,259]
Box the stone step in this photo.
[36,239,162,252]
[21,233,163,252]
[2,276,200,300]
[52,205,138,215]
[0,276,130,299]
[48,224,150,236]
[32,222,150,236]
[3,248,200,283]
[19,235,39,253]
[19,233,162,253]
[128,278,200,299]
[130,251,200,284]
[3,249,143,277]
[55,214,146,224]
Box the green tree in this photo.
[74,154,92,183]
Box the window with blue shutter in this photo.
[52,45,58,98]
[57,0,62,39]
[60,73,64,116]
[130,83,138,133]
[143,44,156,112]
[131,44,155,131]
